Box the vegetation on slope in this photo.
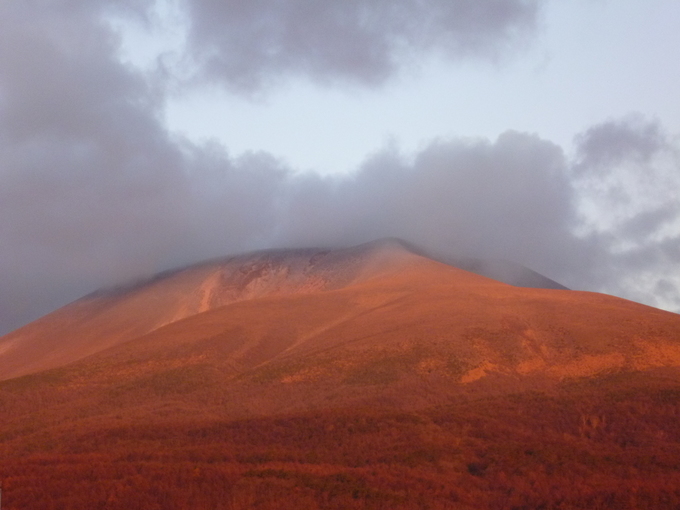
[2,373,680,509]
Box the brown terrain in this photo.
[1,239,680,509]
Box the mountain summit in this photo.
[1,238,678,394]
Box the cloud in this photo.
[574,114,666,170]
[275,133,586,282]
[571,116,680,311]
[573,116,679,236]
[0,1,183,328]
[1,1,679,336]
[181,0,540,91]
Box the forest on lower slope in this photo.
[2,373,680,510]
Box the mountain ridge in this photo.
[2,239,678,397]
[0,238,571,381]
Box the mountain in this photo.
[0,238,570,382]
[1,239,680,509]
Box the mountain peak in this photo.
[4,238,674,386]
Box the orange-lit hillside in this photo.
[1,240,680,509]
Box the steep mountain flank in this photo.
[1,239,680,509]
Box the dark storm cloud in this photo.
[182,0,540,91]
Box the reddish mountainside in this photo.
[1,239,680,509]
[0,239,413,381]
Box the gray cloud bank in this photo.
[183,0,538,91]
[1,0,678,335]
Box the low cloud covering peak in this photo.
[0,0,678,335]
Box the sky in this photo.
[1,0,679,335]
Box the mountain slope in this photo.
[0,239,414,380]
[2,240,680,509]
[1,240,679,415]
[84,257,680,400]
